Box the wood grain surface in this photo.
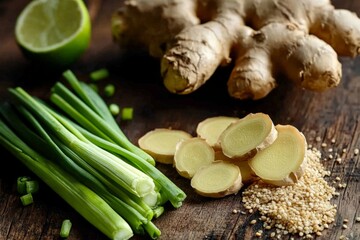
[0,0,359,239]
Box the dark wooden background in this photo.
[0,0,359,239]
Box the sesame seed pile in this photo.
[241,149,336,238]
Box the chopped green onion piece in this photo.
[60,219,72,238]
[104,84,115,97]
[17,176,31,194]
[20,193,33,206]
[121,108,133,120]
[90,68,109,81]
[109,104,120,116]
[26,180,39,194]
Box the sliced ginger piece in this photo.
[214,150,233,162]
[196,116,238,149]
[248,124,307,186]
[191,161,243,198]
[174,138,215,179]
[215,151,257,184]
[219,113,277,160]
[138,128,192,164]
[235,160,258,184]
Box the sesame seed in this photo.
[315,136,321,142]
[354,148,359,155]
[338,183,347,189]
[356,217,360,222]
[342,224,348,229]
[343,219,349,223]
[331,138,336,143]
[250,219,257,225]
[321,143,327,148]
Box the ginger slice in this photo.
[219,113,277,160]
[174,138,215,179]
[196,116,238,149]
[215,151,257,184]
[235,160,258,185]
[190,161,243,198]
[138,128,192,164]
[248,125,307,186]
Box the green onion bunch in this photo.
[0,70,186,239]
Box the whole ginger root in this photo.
[112,0,360,100]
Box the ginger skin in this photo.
[112,0,360,100]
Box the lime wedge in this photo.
[15,0,91,68]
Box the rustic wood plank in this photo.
[0,0,359,240]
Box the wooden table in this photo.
[0,0,359,239]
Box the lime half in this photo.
[15,0,91,68]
